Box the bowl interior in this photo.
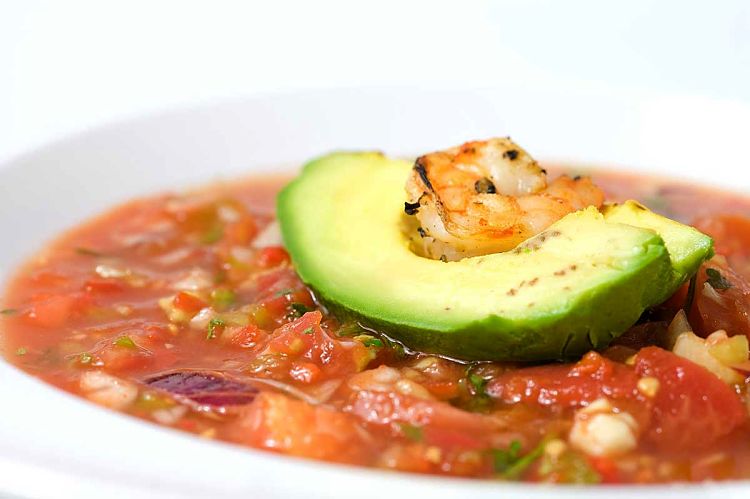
[0,86,748,498]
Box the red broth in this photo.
[1,167,750,484]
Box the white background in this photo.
[1,0,750,163]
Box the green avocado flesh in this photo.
[278,152,713,361]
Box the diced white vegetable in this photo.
[672,331,744,384]
[80,371,138,410]
[217,204,241,223]
[662,309,691,350]
[158,295,191,323]
[636,376,660,398]
[252,221,282,248]
[189,307,216,330]
[707,333,749,365]
[152,405,188,425]
[172,268,213,291]
[569,398,638,457]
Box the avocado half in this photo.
[278,152,713,361]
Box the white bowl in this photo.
[0,87,748,498]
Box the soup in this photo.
[2,164,749,484]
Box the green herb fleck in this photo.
[274,288,294,298]
[207,317,226,339]
[200,224,224,244]
[302,327,314,335]
[289,302,312,318]
[538,446,600,484]
[15,347,27,356]
[492,440,545,480]
[79,352,93,364]
[492,440,522,473]
[706,268,732,290]
[0,308,17,316]
[211,288,236,308]
[398,422,423,442]
[362,337,384,348]
[75,247,105,257]
[468,373,488,395]
[114,335,136,349]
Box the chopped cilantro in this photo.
[289,302,312,318]
[75,247,105,257]
[114,335,136,349]
[206,318,226,339]
[362,337,384,348]
[79,352,93,364]
[468,373,488,395]
[302,327,314,335]
[398,422,423,442]
[492,440,522,473]
[15,347,27,356]
[491,439,545,480]
[706,268,732,290]
[0,308,17,316]
[460,366,493,413]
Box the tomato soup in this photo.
[2,167,750,484]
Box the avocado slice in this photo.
[602,201,713,302]
[278,152,707,361]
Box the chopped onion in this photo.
[172,268,213,291]
[95,264,130,279]
[662,310,692,350]
[189,307,215,330]
[252,221,282,248]
[672,331,744,384]
[701,282,725,304]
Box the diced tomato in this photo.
[588,456,621,484]
[289,361,322,383]
[28,270,70,289]
[230,391,371,464]
[224,219,257,246]
[83,278,125,294]
[224,324,268,349]
[486,351,647,422]
[689,258,750,339]
[91,338,154,372]
[23,293,87,328]
[172,291,207,314]
[343,384,494,450]
[634,346,746,450]
[423,380,460,400]
[694,214,750,280]
[267,311,369,379]
[255,246,290,268]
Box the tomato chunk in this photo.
[634,346,746,450]
[689,257,750,339]
[230,392,371,464]
[694,214,750,280]
[487,352,647,420]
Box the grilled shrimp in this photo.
[404,137,604,261]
